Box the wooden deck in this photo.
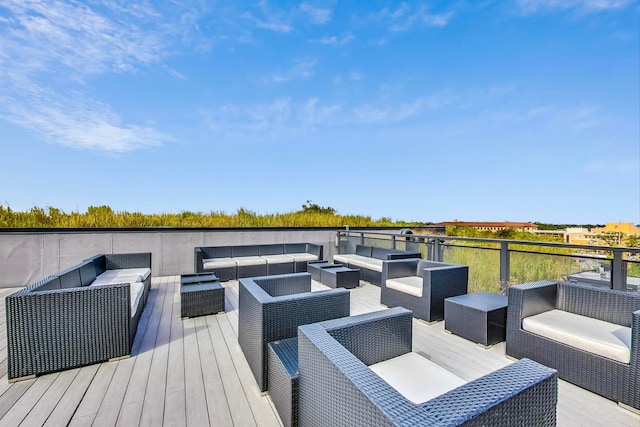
[0,277,638,426]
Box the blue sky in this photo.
[0,1,638,224]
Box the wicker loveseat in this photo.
[298,307,558,426]
[238,272,350,392]
[6,252,151,382]
[195,243,323,281]
[381,259,469,322]
[507,280,640,411]
[332,245,421,286]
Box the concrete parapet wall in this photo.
[0,229,342,288]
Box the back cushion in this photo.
[203,246,232,258]
[284,243,306,254]
[233,245,260,257]
[371,247,391,260]
[260,244,284,255]
[58,268,82,289]
[558,282,640,326]
[355,245,373,257]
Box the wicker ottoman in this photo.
[444,292,508,347]
[267,337,299,427]
[307,261,341,282]
[320,266,359,289]
[180,274,225,318]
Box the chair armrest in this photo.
[420,358,557,426]
[382,259,420,280]
[422,265,468,297]
[508,280,558,322]
[195,248,205,272]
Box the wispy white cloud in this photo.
[369,3,454,32]
[242,12,292,33]
[266,59,317,82]
[481,104,604,130]
[517,0,634,14]
[352,92,455,123]
[315,34,354,45]
[0,0,192,152]
[0,75,169,152]
[299,3,332,24]
[201,97,341,139]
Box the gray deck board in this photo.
[0,277,637,426]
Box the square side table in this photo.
[444,292,508,347]
[320,266,360,289]
[180,273,225,318]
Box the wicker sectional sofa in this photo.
[195,243,323,281]
[506,280,640,411]
[332,245,421,286]
[6,252,151,381]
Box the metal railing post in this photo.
[360,232,364,245]
[392,235,396,249]
[611,251,626,291]
[434,239,443,262]
[500,242,510,295]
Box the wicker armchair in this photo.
[507,280,640,411]
[298,307,558,426]
[381,259,468,322]
[238,273,350,392]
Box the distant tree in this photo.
[496,228,515,239]
[300,200,336,215]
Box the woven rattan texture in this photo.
[381,259,469,322]
[299,307,557,427]
[180,283,225,318]
[6,252,151,381]
[507,280,640,411]
[268,338,299,427]
[238,273,349,392]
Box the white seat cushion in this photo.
[261,254,295,264]
[338,255,372,268]
[92,273,143,286]
[362,258,383,272]
[333,254,358,265]
[203,257,237,269]
[234,256,267,266]
[385,276,423,298]
[97,268,150,281]
[370,352,466,404]
[130,281,144,317]
[523,309,632,364]
[286,253,318,262]
[119,268,151,280]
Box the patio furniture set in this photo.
[236,271,558,426]
[6,243,640,425]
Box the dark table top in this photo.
[446,292,507,312]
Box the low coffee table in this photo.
[307,261,342,282]
[320,266,359,289]
[180,273,225,318]
[444,292,508,347]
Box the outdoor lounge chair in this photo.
[507,280,640,411]
[297,307,558,426]
[238,272,350,392]
[381,259,468,322]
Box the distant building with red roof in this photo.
[433,220,538,232]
